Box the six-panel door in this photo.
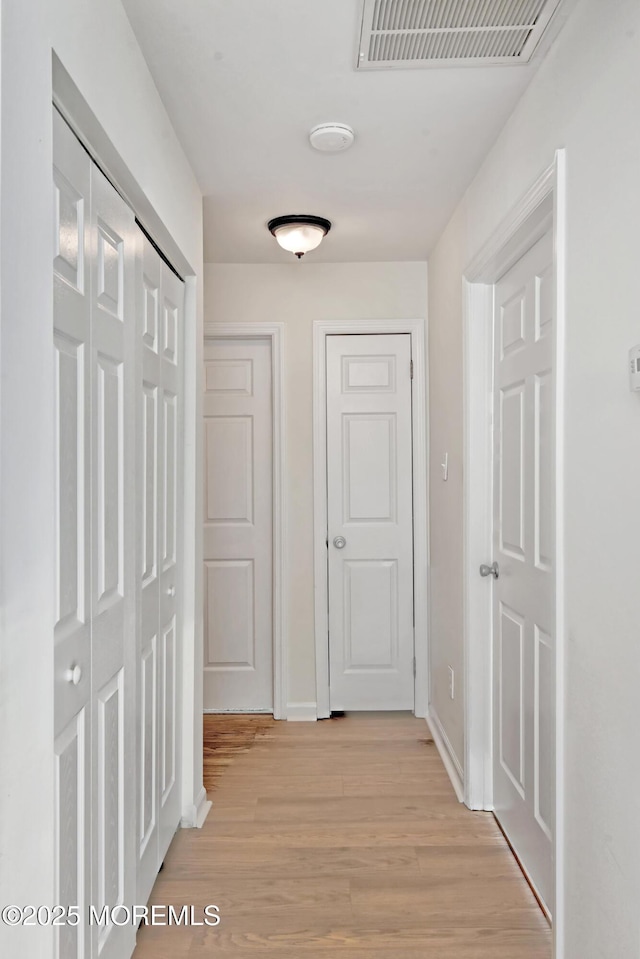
[202,337,273,712]
[326,334,415,711]
[492,229,555,912]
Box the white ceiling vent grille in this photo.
[357,0,564,69]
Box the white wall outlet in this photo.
[448,665,455,700]
[441,452,449,481]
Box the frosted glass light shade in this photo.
[273,224,325,255]
[267,215,331,258]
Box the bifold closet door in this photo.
[53,108,138,959]
[137,234,184,905]
[89,162,137,959]
[53,107,92,959]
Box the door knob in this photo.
[333,536,346,549]
[64,664,82,686]
[166,585,176,597]
[479,562,499,579]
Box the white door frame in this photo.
[313,318,429,719]
[203,322,288,720]
[462,152,566,955]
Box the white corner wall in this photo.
[205,261,428,712]
[427,1,640,956]
[0,3,203,954]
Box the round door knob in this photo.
[333,536,346,549]
[166,585,176,597]
[65,664,82,686]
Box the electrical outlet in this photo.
[448,666,455,700]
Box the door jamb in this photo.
[203,322,288,720]
[462,151,566,956]
[312,318,429,719]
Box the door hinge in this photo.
[412,655,416,678]
[410,359,414,379]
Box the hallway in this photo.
[133,713,550,958]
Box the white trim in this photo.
[462,279,495,811]
[552,148,567,959]
[462,152,566,954]
[180,787,212,829]
[203,708,273,714]
[286,702,318,722]
[312,318,429,718]
[426,711,464,803]
[203,322,288,720]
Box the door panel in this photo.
[203,338,273,711]
[493,229,555,912]
[157,263,183,859]
[53,108,91,959]
[136,236,162,904]
[89,164,136,959]
[327,334,414,711]
[137,239,184,893]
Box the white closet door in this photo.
[53,108,92,959]
[89,165,137,959]
[326,334,414,711]
[137,235,162,904]
[202,337,273,712]
[136,236,183,897]
[157,260,183,859]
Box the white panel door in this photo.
[53,108,92,959]
[493,229,555,911]
[157,260,183,857]
[326,334,414,711]
[89,164,137,959]
[202,337,273,711]
[136,235,161,905]
[136,236,184,901]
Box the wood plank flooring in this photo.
[133,712,550,959]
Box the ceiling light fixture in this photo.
[267,215,331,259]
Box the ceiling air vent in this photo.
[357,0,564,69]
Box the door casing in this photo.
[313,318,429,720]
[462,152,566,957]
[202,322,287,720]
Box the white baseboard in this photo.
[181,787,212,828]
[203,708,273,714]
[286,701,317,722]
[426,709,465,803]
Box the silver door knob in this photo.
[65,664,82,686]
[166,585,176,597]
[333,536,346,549]
[479,562,499,579]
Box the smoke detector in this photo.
[309,123,355,153]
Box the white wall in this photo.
[205,261,427,709]
[0,2,202,954]
[427,1,640,956]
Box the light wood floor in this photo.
[133,712,551,959]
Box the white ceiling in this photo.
[122,0,549,263]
